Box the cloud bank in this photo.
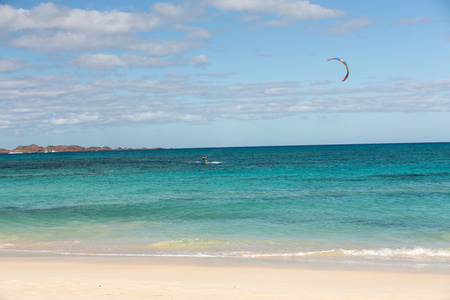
[0,2,207,68]
[1,73,449,132]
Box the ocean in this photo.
[1,143,449,268]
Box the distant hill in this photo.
[0,144,162,154]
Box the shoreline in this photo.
[0,144,164,154]
[1,255,449,300]
[2,141,449,154]
[2,248,449,273]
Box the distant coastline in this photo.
[0,144,163,154]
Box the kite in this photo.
[328,58,349,82]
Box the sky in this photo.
[0,0,449,149]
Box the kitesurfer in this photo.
[202,155,209,164]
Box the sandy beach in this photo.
[1,256,449,300]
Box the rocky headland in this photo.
[0,144,162,154]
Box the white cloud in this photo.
[0,119,12,129]
[151,2,197,22]
[0,58,33,73]
[1,3,162,34]
[9,30,200,56]
[70,54,129,70]
[70,53,208,70]
[202,0,345,20]
[49,113,99,125]
[126,39,200,56]
[10,31,121,52]
[185,54,209,66]
[1,2,206,54]
[127,111,204,122]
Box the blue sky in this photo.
[0,0,449,149]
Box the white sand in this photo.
[1,257,449,299]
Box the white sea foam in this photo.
[191,160,222,164]
[219,247,450,259]
[341,247,450,258]
[3,246,449,263]
[261,247,450,259]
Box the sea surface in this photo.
[1,143,449,268]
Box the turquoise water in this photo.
[1,143,449,266]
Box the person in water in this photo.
[202,155,209,164]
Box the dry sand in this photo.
[1,256,449,300]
